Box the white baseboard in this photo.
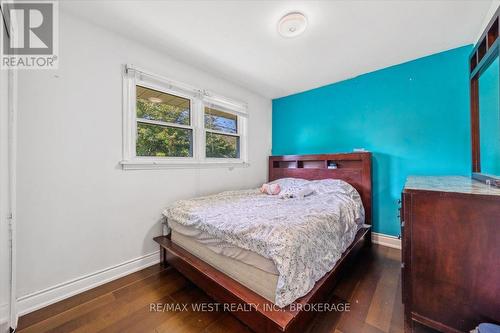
[372,232,401,249]
[17,251,160,316]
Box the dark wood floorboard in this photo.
[17,245,440,333]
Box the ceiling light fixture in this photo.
[148,97,163,103]
[278,12,307,38]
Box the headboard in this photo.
[269,152,372,225]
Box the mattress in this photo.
[171,230,278,302]
[168,219,278,275]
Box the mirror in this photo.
[470,10,500,186]
[478,57,500,176]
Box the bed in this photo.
[153,152,372,333]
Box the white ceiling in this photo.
[61,0,494,99]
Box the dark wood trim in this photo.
[469,6,500,183]
[470,75,481,172]
[470,39,499,79]
[402,192,413,333]
[470,42,499,174]
[411,312,463,333]
[154,227,370,333]
[469,6,500,71]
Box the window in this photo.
[122,65,248,169]
[136,86,193,157]
[204,107,240,159]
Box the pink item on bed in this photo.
[260,183,281,195]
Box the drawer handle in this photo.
[401,262,405,268]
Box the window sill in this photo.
[120,160,250,170]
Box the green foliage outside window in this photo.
[136,123,192,157]
[136,98,192,157]
[206,132,239,158]
[204,107,239,158]
[137,99,190,125]
[135,93,240,159]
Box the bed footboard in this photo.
[153,227,371,333]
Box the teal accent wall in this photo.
[272,45,472,236]
[479,57,500,176]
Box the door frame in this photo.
[1,3,18,330]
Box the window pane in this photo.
[137,123,192,157]
[204,107,237,134]
[136,86,190,125]
[206,132,239,158]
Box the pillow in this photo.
[309,179,354,195]
[268,178,313,199]
[268,178,309,191]
[309,179,365,224]
[260,183,281,195]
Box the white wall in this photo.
[16,10,271,313]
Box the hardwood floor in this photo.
[17,245,438,333]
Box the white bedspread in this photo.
[163,178,365,307]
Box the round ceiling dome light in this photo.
[278,12,307,38]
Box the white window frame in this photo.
[121,65,249,170]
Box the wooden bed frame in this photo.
[154,152,372,333]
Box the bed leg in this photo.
[366,230,373,247]
[160,247,168,268]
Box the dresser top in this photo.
[405,176,500,196]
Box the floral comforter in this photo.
[163,178,365,307]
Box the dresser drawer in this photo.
[402,188,500,333]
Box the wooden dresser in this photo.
[401,176,500,332]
